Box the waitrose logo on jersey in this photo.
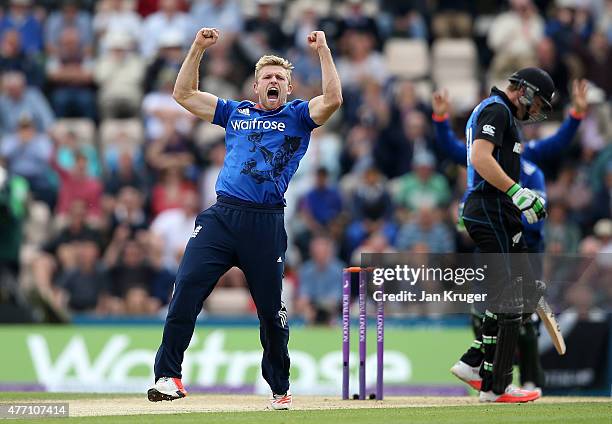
[230,119,286,132]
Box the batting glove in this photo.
[506,183,547,224]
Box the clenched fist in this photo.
[307,31,328,52]
[194,27,219,49]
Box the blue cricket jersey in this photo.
[212,98,319,205]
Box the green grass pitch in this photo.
[0,392,610,424]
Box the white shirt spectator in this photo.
[95,32,146,117]
[142,90,193,139]
[93,0,142,52]
[191,0,243,34]
[336,52,388,89]
[487,2,544,58]
[140,10,192,58]
[150,208,196,271]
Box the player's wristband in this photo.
[569,108,585,119]
[432,112,449,122]
[506,183,521,198]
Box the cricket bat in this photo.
[536,298,566,355]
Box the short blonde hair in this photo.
[254,55,294,83]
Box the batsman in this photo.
[147,28,342,409]
[450,68,554,403]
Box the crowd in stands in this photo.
[0,0,610,323]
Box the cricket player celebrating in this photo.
[147,28,342,410]
[449,68,554,403]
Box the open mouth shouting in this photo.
[267,86,280,103]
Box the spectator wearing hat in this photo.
[0,71,54,133]
[94,31,145,119]
[140,0,191,58]
[0,0,44,56]
[143,30,185,94]
[93,0,142,51]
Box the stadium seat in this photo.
[432,38,477,84]
[444,79,480,112]
[98,118,145,171]
[99,118,144,152]
[384,38,429,79]
[205,287,253,315]
[284,0,331,30]
[54,118,96,146]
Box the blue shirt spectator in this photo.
[45,0,93,53]
[0,0,44,56]
[0,71,54,133]
[0,115,55,207]
[0,29,45,87]
[396,207,455,253]
[297,235,344,324]
[303,167,343,226]
[191,0,243,35]
[0,117,52,179]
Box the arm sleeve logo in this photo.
[482,124,496,136]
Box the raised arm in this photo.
[307,31,343,126]
[523,79,587,164]
[431,90,468,166]
[172,28,221,122]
